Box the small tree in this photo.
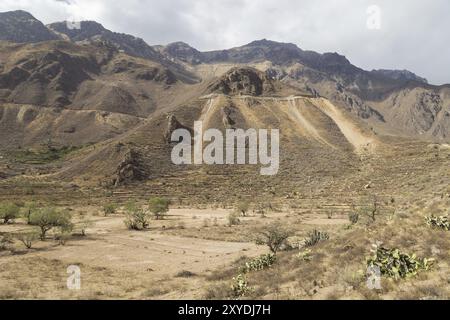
[237,201,250,217]
[124,201,150,230]
[255,222,294,255]
[29,208,73,240]
[16,232,40,249]
[148,197,170,220]
[0,202,20,224]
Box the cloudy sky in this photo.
[1,0,449,85]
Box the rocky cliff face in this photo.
[207,67,275,96]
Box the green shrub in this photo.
[367,247,434,279]
[304,229,329,247]
[148,197,170,220]
[425,215,449,231]
[103,203,117,216]
[124,202,150,230]
[29,208,73,240]
[240,254,276,273]
[16,232,40,249]
[0,203,20,224]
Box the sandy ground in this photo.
[0,208,264,278]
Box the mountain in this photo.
[0,39,201,148]
[0,10,59,43]
[157,39,450,141]
[48,21,163,61]
[371,69,428,84]
[0,10,449,188]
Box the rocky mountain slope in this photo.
[0,10,449,191]
[0,10,59,43]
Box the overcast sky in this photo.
[1,0,449,85]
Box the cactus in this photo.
[367,246,434,279]
[304,229,329,247]
[240,254,276,273]
[231,274,251,297]
[425,215,449,231]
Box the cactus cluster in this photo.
[425,215,449,231]
[231,274,251,297]
[304,229,329,247]
[297,249,313,261]
[367,247,434,279]
[240,253,276,273]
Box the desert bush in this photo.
[348,212,359,225]
[176,270,197,278]
[16,232,39,249]
[227,212,240,226]
[359,196,380,223]
[0,202,20,224]
[236,201,250,217]
[231,274,251,297]
[296,249,313,261]
[23,201,38,225]
[29,207,73,240]
[124,202,150,230]
[255,222,294,254]
[254,203,268,217]
[78,213,94,236]
[304,229,329,247]
[425,215,449,231]
[0,234,13,251]
[54,229,71,246]
[240,254,276,273]
[148,197,170,220]
[367,246,434,279]
[103,203,117,216]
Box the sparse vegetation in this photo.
[23,201,38,225]
[367,246,434,279]
[425,215,449,231]
[0,202,20,224]
[227,212,241,226]
[9,146,81,165]
[124,201,150,230]
[240,254,276,273]
[16,232,40,249]
[304,229,329,247]
[103,203,117,216]
[29,208,73,240]
[231,274,251,297]
[255,222,294,254]
[78,213,94,236]
[148,197,170,220]
[0,234,13,251]
[236,201,250,217]
[348,212,359,225]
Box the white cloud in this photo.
[0,0,449,84]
